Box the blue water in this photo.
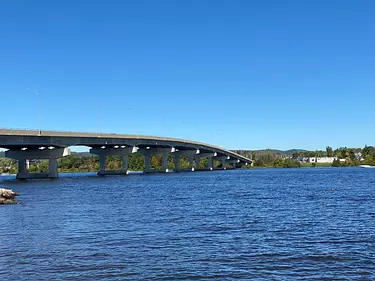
[1,168,375,280]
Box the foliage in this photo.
[253,150,277,167]
[0,158,17,174]
[332,159,341,167]
[326,146,333,157]
[235,145,375,168]
[1,144,375,174]
[273,158,301,168]
[0,152,205,174]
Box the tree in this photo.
[254,150,277,167]
[332,159,340,167]
[326,146,333,157]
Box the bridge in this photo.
[0,129,252,179]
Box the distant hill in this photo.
[232,149,307,158]
[71,151,93,157]
[0,151,4,158]
[265,149,308,156]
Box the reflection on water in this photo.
[1,168,375,280]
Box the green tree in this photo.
[326,146,333,157]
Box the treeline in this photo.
[291,145,375,166]
[1,145,375,174]
[331,146,375,167]
[233,145,375,168]
[235,150,301,168]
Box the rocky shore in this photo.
[0,188,19,204]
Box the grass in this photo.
[300,162,332,168]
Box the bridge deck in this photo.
[0,129,251,164]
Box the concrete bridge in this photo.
[0,129,252,179]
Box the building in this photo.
[308,157,337,163]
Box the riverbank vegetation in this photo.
[1,146,374,174]
[0,153,211,174]
[233,145,375,168]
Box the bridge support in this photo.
[195,158,200,169]
[138,147,175,173]
[172,149,199,172]
[194,152,217,171]
[226,159,239,169]
[208,157,213,170]
[213,156,230,170]
[144,152,151,172]
[174,154,180,171]
[5,148,68,179]
[90,147,137,176]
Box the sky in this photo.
[0,0,374,150]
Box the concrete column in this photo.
[48,159,58,178]
[138,147,174,173]
[195,158,200,169]
[122,155,129,173]
[144,153,151,172]
[162,151,168,172]
[207,156,213,170]
[5,147,67,179]
[188,154,194,170]
[226,159,239,169]
[194,152,216,171]
[17,159,28,178]
[221,159,226,170]
[172,149,198,172]
[212,156,229,170]
[99,154,106,174]
[90,147,137,176]
[174,155,180,172]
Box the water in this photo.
[1,168,375,280]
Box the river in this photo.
[1,168,374,280]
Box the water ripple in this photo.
[1,168,375,280]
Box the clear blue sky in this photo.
[0,0,374,150]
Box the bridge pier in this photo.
[5,148,68,179]
[213,156,230,170]
[174,153,180,171]
[139,147,175,173]
[226,159,239,169]
[208,156,213,170]
[90,147,137,176]
[144,152,151,172]
[194,152,217,171]
[162,151,168,172]
[195,158,200,169]
[172,149,198,172]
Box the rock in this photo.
[0,188,19,204]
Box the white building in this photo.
[309,157,337,163]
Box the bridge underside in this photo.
[0,130,252,179]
